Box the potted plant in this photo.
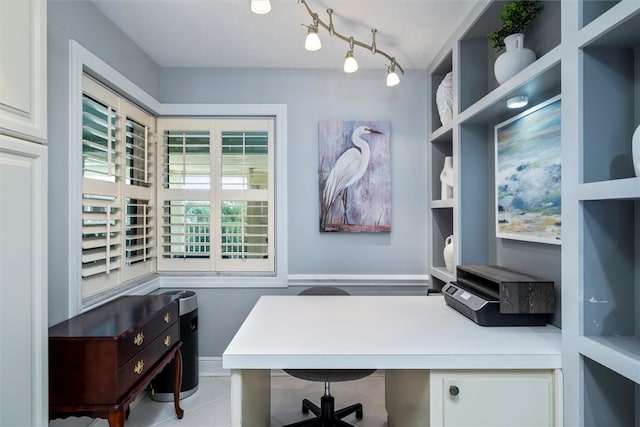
[489,0,544,84]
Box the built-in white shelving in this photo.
[428,0,639,425]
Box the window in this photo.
[81,76,156,299]
[156,118,275,273]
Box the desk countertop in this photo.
[222,295,561,370]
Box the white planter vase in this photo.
[494,33,536,85]
[440,156,454,200]
[436,72,453,126]
[443,235,454,273]
[633,124,640,177]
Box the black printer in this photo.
[442,265,555,326]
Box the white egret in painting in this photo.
[320,125,383,229]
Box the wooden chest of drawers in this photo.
[49,295,184,426]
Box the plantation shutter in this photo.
[156,118,274,272]
[81,79,122,296]
[81,75,156,297]
[218,124,273,272]
[123,110,156,280]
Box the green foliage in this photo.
[488,0,544,52]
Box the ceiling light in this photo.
[344,51,358,73]
[305,26,321,51]
[343,38,358,73]
[386,60,400,87]
[251,0,271,14]
[507,95,528,109]
[298,0,404,87]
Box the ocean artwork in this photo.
[495,96,561,244]
[318,120,391,232]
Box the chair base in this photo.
[283,394,363,427]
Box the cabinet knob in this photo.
[164,335,172,347]
[164,312,171,323]
[134,360,144,375]
[133,332,144,346]
[449,385,459,396]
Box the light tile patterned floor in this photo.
[49,372,388,427]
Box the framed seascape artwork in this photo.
[318,120,391,232]
[495,95,561,244]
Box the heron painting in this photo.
[318,120,391,232]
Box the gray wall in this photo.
[160,68,428,275]
[48,1,161,325]
[47,2,429,355]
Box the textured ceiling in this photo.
[91,0,480,71]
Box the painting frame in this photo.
[318,120,391,233]
[495,95,561,245]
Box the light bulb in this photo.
[305,28,321,51]
[251,0,271,14]
[507,95,528,109]
[386,70,400,87]
[344,51,358,73]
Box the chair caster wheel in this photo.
[302,404,309,414]
[356,409,363,418]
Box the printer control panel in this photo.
[442,282,490,312]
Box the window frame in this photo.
[69,41,288,316]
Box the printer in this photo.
[442,265,555,326]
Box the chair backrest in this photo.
[298,286,350,296]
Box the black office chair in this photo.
[283,286,376,427]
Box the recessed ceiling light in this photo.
[507,95,528,109]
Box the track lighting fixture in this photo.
[250,0,271,15]
[304,14,322,51]
[297,0,404,86]
[343,37,358,73]
[386,59,400,87]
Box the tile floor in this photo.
[50,372,388,427]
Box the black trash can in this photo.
[151,290,198,401]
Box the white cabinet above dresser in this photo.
[0,0,47,143]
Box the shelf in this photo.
[578,1,640,48]
[458,47,561,126]
[429,266,455,284]
[581,1,621,29]
[458,1,561,112]
[579,336,640,384]
[582,39,639,183]
[577,178,640,201]
[429,124,452,143]
[582,198,638,342]
[431,199,454,209]
[431,209,454,272]
[582,355,638,427]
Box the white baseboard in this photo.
[199,356,227,376]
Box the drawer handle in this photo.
[164,335,172,347]
[133,332,144,346]
[164,312,171,323]
[449,385,460,397]
[134,360,144,375]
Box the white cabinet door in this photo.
[431,370,558,427]
[0,135,48,426]
[0,0,47,142]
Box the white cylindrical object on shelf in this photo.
[443,235,454,273]
[494,33,536,85]
[436,72,453,126]
[440,156,454,199]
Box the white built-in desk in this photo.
[222,295,561,426]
